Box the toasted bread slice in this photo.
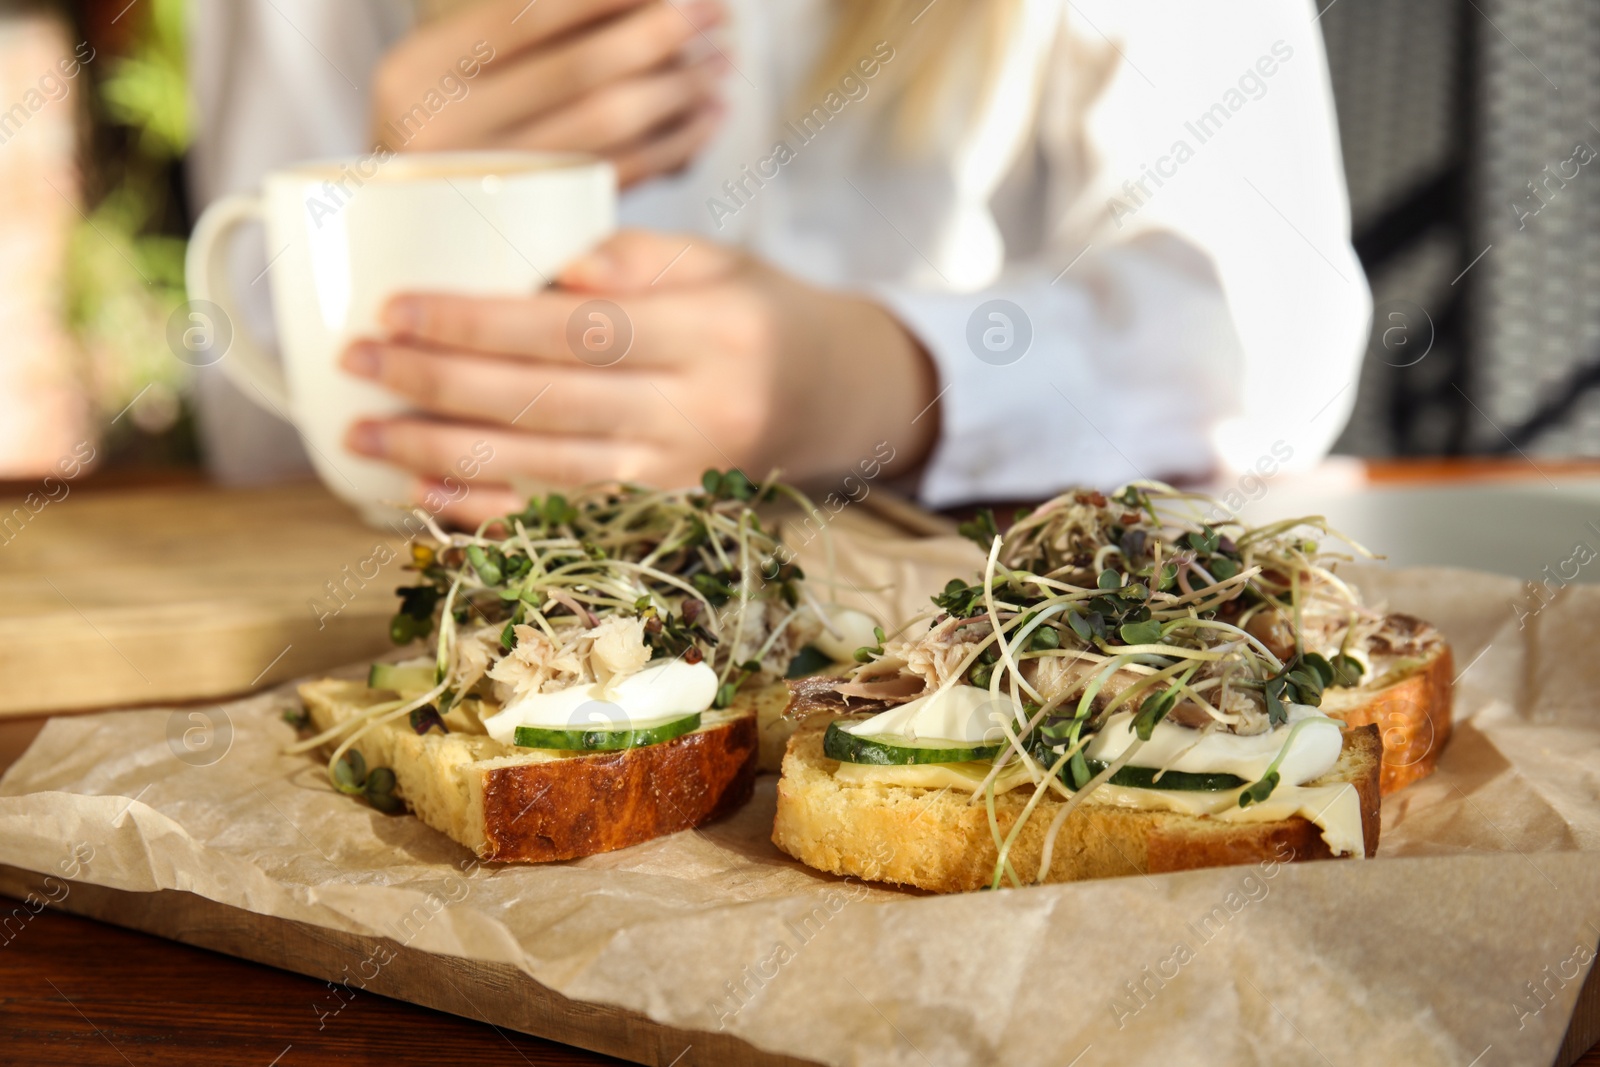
[1321,625,1453,796]
[750,680,804,774]
[771,718,1382,893]
[299,678,764,862]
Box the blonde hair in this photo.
[801,0,1023,148]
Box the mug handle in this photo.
[183,193,293,414]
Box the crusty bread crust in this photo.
[772,718,1381,893]
[1321,641,1453,795]
[475,716,756,861]
[299,678,759,863]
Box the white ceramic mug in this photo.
[185,151,616,524]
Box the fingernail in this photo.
[347,421,385,458]
[686,0,723,29]
[383,297,420,336]
[342,342,381,379]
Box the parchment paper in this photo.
[2,524,1598,1067]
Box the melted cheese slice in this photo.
[833,758,1364,858]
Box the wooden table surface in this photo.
[4,461,1598,1067]
[1,901,624,1066]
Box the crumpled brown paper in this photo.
[2,524,1597,1067]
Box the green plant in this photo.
[63,0,194,452]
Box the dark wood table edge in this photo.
[3,861,1595,1066]
[1565,959,1600,1067]
[0,864,816,1067]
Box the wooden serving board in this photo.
[0,481,408,716]
[0,864,814,1067]
[0,479,933,718]
[2,860,1596,1067]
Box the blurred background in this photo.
[0,0,1596,479]
[1,0,191,476]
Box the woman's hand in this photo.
[372,0,727,187]
[340,230,939,526]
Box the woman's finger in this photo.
[413,479,527,531]
[340,340,674,436]
[505,53,723,156]
[407,0,649,66]
[380,290,576,362]
[459,0,724,142]
[464,0,650,58]
[372,0,653,150]
[558,227,741,293]
[380,289,680,368]
[347,416,664,487]
[606,100,725,190]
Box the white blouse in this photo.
[188,0,1369,505]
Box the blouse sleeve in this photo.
[873,0,1370,508]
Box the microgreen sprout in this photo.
[291,471,830,796]
[410,705,448,735]
[853,626,887,663]
[867,483,1378,886]
[330,750,404,814]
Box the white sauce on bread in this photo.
[482,660,718,743]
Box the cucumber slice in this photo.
[823,720,1002,765]
[1031,742,1246,791]
[367,662,436,694]
[1096,762,1245,791]
[512,711,701,752]
[1093,760,1246,791]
